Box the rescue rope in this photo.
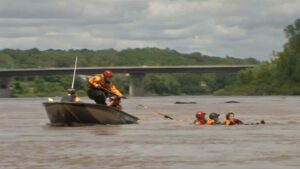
[136,104,174,120]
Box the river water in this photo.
[0,96,299,169]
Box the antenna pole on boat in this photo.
[71,56,78,89]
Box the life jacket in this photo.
[194,119,206,125]
[206,118,215,125]
[87,74,122,96]
[88,74,109,89]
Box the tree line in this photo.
[3,19,298,96]
[219,19,300,95]
[0,47,257,96]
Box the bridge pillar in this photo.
[0,78,11,97]
[129,73,145,96]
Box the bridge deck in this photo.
[0,65,255,77]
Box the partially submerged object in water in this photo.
[43,102,139,125]
[174,101,197,104]
[244,120,266,125]
[224,100,240,103]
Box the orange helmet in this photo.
[196,111,206,120]
[103,70,113,78]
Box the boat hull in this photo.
[43,102,139,125]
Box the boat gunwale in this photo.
[43,102,139,121]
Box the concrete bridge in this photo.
[0,65,255,97]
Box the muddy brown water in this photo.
[0,96,300,169]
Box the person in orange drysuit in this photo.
[223,112,243,125]
[87,70,123,109]
[207,112,221,125]
[193,111,207,126]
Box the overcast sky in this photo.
[0,0,299,60]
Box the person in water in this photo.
[224,112,243,125]
[61,88,80,102]
[207,112,221,125]
[87,70,123,109]
[193,111,207,125]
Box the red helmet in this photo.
[196,111,206,120]
[103,70,113,78]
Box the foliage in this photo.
[218,19,300,95]
[0,47,258,96]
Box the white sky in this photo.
[0,0,299,60]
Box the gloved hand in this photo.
[96,85,104,90]
[110,95,127,99]
[110,96,120,100]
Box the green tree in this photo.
[1,47,258,96]
[220,19,300,95]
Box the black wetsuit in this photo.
[87,88,107,105]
